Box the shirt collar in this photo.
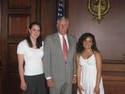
[58,32,67,38]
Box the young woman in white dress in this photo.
[76,33,104,94]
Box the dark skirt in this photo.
[23,73,47,94]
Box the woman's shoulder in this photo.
[94,51,102,58]
[76,53,81,65]
[18,39,28,46]
[17,39,28,53]
[76,53,81,59]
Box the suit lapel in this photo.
[67,35,72,60]
[54,33,64,57]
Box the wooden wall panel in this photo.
[8,0,30,8]
[0,70,2,94]
[41,0,56,39]
[8,73,22,94]
[102,61,125,94]
[0,0,2,66]
[104,81,125,94]
[8,44,17,67]
[0,0,4,94]
[0,67,7,94]
[103,63,125,72]
[9,15,29,37]
[103,76,125,94]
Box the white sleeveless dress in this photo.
[77,54,104,94]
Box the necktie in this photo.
[62,35,68,61]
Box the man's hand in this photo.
[47,79,54,88]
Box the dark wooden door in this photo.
[0,0,56,94]
[1,0,37,94]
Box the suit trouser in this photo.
[49,82,72,94]
[23,74,47,94]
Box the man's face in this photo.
[57,19,69,35]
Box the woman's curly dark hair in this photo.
[76,32,99,53]
[26,22,42,48]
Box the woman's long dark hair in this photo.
[76,32,99,53]
[26,22,42,48]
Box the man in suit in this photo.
[43,17,77,94]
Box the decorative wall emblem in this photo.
[88,0,110,23]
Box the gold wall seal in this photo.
[88,0,110,23]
